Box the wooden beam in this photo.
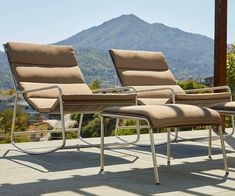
[214,0,227,86]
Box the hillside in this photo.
[57,14,214,83]
[0,51,13,89]
[0,14,214,89]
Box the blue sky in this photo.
[0,0,234,51]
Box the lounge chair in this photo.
[3,42,137,154]
[109,49,231,106]
[100,104,229,184]
[109,49,234,140]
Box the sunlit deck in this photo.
[1,129,235,195]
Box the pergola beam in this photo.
[214,0,227,86]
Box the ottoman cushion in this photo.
[102,104,221,128]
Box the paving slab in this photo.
[1,129,235,195]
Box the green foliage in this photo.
[0,88,16,95]
[0,108,29,143]
[0,108,27,132]
[227,44,235,91]
[89,79,101,90]
[177,80,205,90]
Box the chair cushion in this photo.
[102,104,221,128]
[110,49,178,86]
[133,85,185,98]
[119,69,177,86]
[138,98,170,105]
[110,49,169,70]
[210,101,235,112]
[7,42,77,66]
[176,93,231,107]
[62,93,136,101]
[176,93,230,100]
[20,82,92,98]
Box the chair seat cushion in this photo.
[176,93,230,100]
[62,93,136,101]
[176,93,230,107]
[211,101,235,112]
[28,94,136,113]
[138,98,170,105]
[102,104,221,128]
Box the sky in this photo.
[0,0,234,51]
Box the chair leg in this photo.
[114,118,120,137]
[10,93,66,155]
[218,126,229,174]
[167,128,171,165]
[149,128,160,185]
[77,113,84,138]
[231,115,235,136]
[208,126,212,159]
[100,116,105,172]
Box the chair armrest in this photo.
[16,85,62,95]
[15,85,64,112]
[184,86,231,93]
[135,87,176,104]
[92,86,136,94]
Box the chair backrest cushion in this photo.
[109,49,177,86]
[5,42,92,98]
[6,42,85,84]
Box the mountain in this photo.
[0,51,13,89]
[57,14,213,83]
[0,14,214,89]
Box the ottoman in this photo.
[100,104,228,184]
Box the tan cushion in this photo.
[63,93,136,101]
[110,49,169,70]
[19,82,92,98]
[102,105,221,128]
[6,42,77,66]
[29,96,136,113]
[176,93,231,107]
[133,85,185,98]
[119,69,176,86]
[12,64,85,84]
[176,93,230,100]
[28,98,59,113]
[110,49,177,86]
[210,101,235,112]
[138,98,170,105]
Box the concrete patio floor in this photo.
[1,129,235,196]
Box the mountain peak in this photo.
[104,14,149,26]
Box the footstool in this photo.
[211,101,235,136]
[100,104,228,184]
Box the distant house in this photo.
[7,99,37,114]
[0,94,38,115]
[204,76,214,86]
[0,95,14,111]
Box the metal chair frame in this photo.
[100,113,229,185]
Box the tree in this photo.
[89,79,101,90]
[0,108,27,132]
[227,44,235,91]
[177,80,205,90]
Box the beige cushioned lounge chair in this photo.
[4,42,137,154]
[109,49,234,141]
[109,49,231,106]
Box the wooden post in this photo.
[214,0,227,131]
[214,0,227,86]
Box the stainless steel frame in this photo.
[184,85,235,138]
[100,112,229,185]
[11,85,66,155]
[112,87,178,146]
[10,85,138,155]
